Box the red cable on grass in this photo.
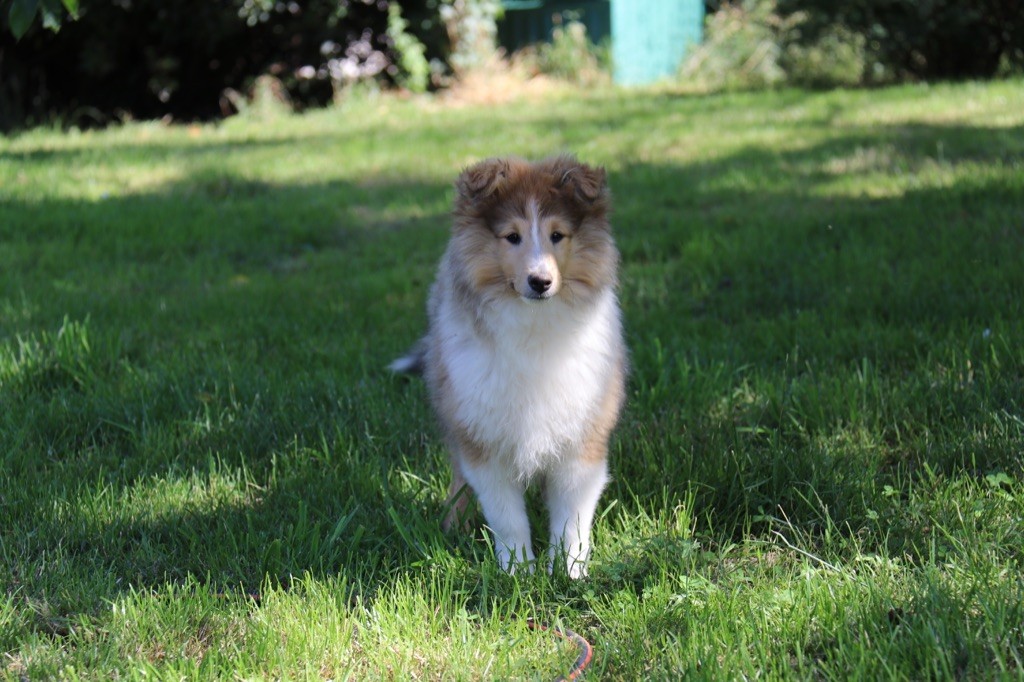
[527,619,594,681]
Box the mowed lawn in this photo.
[1,79,1023,679]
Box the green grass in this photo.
[1,80,1023,679]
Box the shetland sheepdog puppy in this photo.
[390,155,626,578]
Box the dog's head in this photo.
[451,155,617,304]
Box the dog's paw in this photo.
[566,559,589,580]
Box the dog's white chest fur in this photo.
[437,289,620,480]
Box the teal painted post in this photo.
[611,0,703,85]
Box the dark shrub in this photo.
[0,0,448,130]
[778,0,1024,82]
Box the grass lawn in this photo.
[2,79,1023,679]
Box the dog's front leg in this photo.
[547,457,609,579]
[460,456,535,573]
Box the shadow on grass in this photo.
[605,121,1023,549]
[2,169,458,626]
[0,134,304,163]
[2,119,1023,625]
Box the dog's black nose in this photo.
[528,275,552,294]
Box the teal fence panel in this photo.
[499,0,703,86]
[611,0,704,85]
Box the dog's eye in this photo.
[550,232,565,244]
[505,233,521,245]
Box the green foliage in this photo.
[780,23,869,87]
[1,80,1024,677]
[681,0,789,89]
[779,0,1024,81]
[387,3,430,93]
[530,17,610,86]
[439,0,504,74]
[2,0,77,39]
[687,0,1024,90]
[682,0,882,89]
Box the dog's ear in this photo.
[455,158,510,206]
[547,155,608,207]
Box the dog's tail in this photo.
[388,337,427,376]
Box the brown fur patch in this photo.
[451,422,488,466]
[442,457,476,532]
[582,358,627,464]
[563,219,618,297]
[430,356,486,531]
[442,424,488,531]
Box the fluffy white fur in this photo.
[437,291,619,479]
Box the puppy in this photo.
[391,155,626,578]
